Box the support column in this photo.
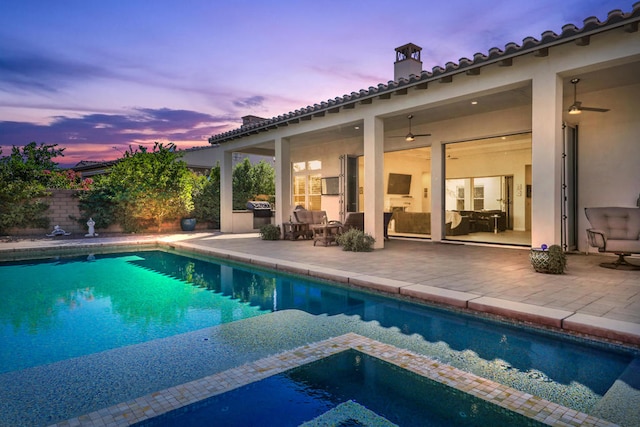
[531,72,563,247]
[274,137,291,226]
[363,115,385,249]
[219,150,234,233]
[430,140,444,241]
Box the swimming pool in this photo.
[137,350,545,427]
[0,252,269,373]
[0,249,636,426]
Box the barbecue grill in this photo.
[246,201,273,228]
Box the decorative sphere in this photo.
[541,244,548,250]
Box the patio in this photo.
[1,232,638,347]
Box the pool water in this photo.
[0,252,270,373]
[0,250,635,418]
[136,350,544,427]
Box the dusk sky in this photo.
[0,0,633,167]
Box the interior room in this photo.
[379,133,531,246]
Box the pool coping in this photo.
[165,240,640,348]
[49,333,617,427]
[2,237,639,348]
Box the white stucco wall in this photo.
[576,82,640,252]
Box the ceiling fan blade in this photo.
[568,79,610,113]
[578,106,610,113]
[413,133,431,137]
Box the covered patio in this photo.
[206,7,640,254]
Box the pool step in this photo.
[591,357,640,427]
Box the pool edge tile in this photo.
[563,313,640,346]
[468,296,572,328]
[348,275,404,294]
[50,333,618,427]
[400,284,478,308]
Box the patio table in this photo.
[311,224,342,246]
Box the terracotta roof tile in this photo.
[209,4,640,144]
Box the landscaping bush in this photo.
[77,142,194,232]
[192,165,220,228]
[259,224,281,240]
[0,142,66,234]
[336,228,375,252]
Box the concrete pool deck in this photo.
[2,231,638,347]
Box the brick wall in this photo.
[47,189,84,233]
[6,189,191,237]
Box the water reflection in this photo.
[0,250,632,396]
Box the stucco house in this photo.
[204,5,639,252]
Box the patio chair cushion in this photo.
[585,207,640,252]
[294,210,327,225]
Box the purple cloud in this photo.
[0,48,118,94]
[0,108,233,166]
[233,96,266,109]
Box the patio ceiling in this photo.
[236,58,640,155]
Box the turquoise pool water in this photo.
[0,249,636,426]
[0,252,269,373]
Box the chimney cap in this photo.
[395,43,422,62]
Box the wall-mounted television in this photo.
[321,177,340,195]
[387,173,412,195]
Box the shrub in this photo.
[192,165,220,228]
[336,228,376,252]
[259,224,281,240]
[77,142,192,232]
[0,142,65,234]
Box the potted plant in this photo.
[179,172,203,232]
[530,244,567,274]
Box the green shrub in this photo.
[259,224,281,240]
[0,142,64,234]
[77,142,192,232]
[192,166,220,228]
[336,228,375,252]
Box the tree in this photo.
[193,164,220,228]
[232,158,255,210]
[251,160,275,200]
[78,142,193,232]
[0,142,65,234]
[231,158,276,209]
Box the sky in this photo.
[0,0,634,167]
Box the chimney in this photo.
[241,115,267,127]
[394,43,422,81]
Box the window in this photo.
[292,162,306,172]
[456,186,465,210]
[473,185,484,210]
[292,160,323,210]
[293,176,307,207]
[308,160,322,171]
[308,175,322,210]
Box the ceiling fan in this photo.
[568,78,610,115]
[391,114,431,141]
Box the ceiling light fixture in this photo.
[568,105,582,115]
[471,101,478,105]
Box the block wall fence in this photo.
[6,189,192,237]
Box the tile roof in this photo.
[210,4,640,145]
